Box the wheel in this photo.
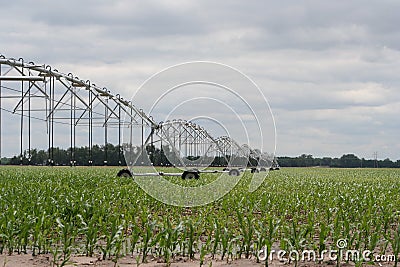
[260,167,267,172]
[117,169,132,178]
[228,169,240,176]
[182,171,200,180]
[251,168,259,173]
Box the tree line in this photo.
[1,145,399,168]
[277,154,400,168]
[0,144,229,167]
[1,144,126,166]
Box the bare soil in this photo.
[0,254,397,267]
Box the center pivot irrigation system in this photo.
[0,55,279,179]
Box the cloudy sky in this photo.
[1,0,399,160]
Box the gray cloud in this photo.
[0,0,399,160]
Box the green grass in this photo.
[0,166,399,265]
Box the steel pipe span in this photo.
[0,55,276,170]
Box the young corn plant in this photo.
[49,245,70,267]
[318,221,329,260]
[211,218,221,259]
[227,236,241,263]
[263,217,280,267]
[171,221,184,258]
[367,223,381,261]
[32,213,44,256]
[284,220,309,267]
[16,213,31,254]
[199,235,211,267]
[2,210,18,255]
[158,218,180,265]
[254,222,266,264]
[185,219,196,260]
[331,208,345,267]
[129,223,141,256]
[77,214,98,257]
[55,217,75,263]
[220,226,231,261]
[140,217,157,263]
[99,216,125,262]
[385,225,400,267]
[236,209,254,259]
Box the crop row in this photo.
[0,167,399,266]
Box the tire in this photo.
[251,168,260,173]
[117,169,132,178]
[228,169,240,176]
[260,167,267,172]
[182,171,200,180]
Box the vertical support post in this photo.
[150,123,154,165]
[129,103,133,166]
[46,78,50,165]
[141,109,144,165]
[129,103,133,146]
[189,127,192,157]
[28,75,32,165]
[88,88,93,165]
[0,63,2,165]
[173,125,175,154]
[73,85,76,166]
[178,126,181,155]
[46,73,55,166]
[186,127,189,159]
[70,86,73,166]
[51,76,55,165]
[117,95,121,166]
[48,77,51,165]
[20,68,24,165]
[160,135,163,166]
[194,128,196,157]
[104,95,108,166]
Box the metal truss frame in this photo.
[0,55,157,165]
[0,55,278,174]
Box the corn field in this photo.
[0,167,399,266]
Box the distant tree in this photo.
[0,157,10,165]
[380,158,395,168]
[321,157,332,166]
[297,154,314,167]
[339,154,361,168]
